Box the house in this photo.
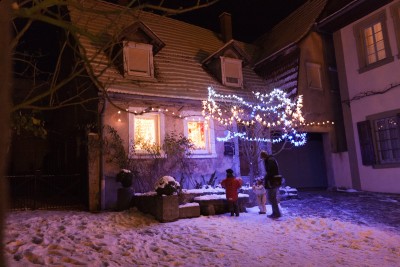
[68,0,269,209]
[251,0,348,190]
[316,0,400,193]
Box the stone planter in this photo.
[155,195,179,222]
[132,194,179,222]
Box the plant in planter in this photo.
[155,176,180,196]
[116,169,133,188]
[115,169,134,211]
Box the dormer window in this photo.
[220,56,243,87]
[123,41,154,78]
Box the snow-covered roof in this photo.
[68,0,268,101]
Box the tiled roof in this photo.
[68,0,267,101]
[254,0,328,65]
[256,48,300,97]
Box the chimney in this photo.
[219,12,232,42]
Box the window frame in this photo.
[391,2,400,59]
[182,112,217,158]
[128,109,165,157]
[220,56,243,88]
[123,41,154,78]
[353,10,393,73]
[372,115,400,165]
[305,62,323,90]
[358,109,400,168]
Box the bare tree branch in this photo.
[138,0,220,16]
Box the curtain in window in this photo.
[364,22,386,64]
[134,117,157,149]
[188,121,206,150]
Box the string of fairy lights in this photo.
[118,107,335,127]
[115,86,335,146]
[202,87,307,146]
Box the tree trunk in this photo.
[0,0,12,265]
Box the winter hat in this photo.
[260,151,269,158]
[226,169,234,176]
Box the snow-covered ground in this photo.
[4,202,400,267]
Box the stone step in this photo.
[179,203,200,218]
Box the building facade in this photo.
[318,0,400,193]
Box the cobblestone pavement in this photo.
[280,190,400,233]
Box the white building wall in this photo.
[338,1,400,193]
[331,152,352,189]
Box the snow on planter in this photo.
[155,176,180,196]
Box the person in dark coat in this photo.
[260,150,282,218]
[221,169,243,217]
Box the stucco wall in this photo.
[297,32,351,189]
[338,1,400,193]
[330,152,352,189]
[298,32,336,123]
[101,99,239,209]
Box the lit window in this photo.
[183,113,216,158]
[221,57,243,87]
[364,22,386,64]
[129,111,164,155]
[187,121,206,150]
[123,41,154,78]
[306,62,322,90]
[354,11,393,73]
[134,116,158,150]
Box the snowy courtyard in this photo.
[4,190,400,266]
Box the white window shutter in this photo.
[124,41,153,78]
[221,57,243,87]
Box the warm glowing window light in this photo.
[134,116,157,149]
[188,121,206,150]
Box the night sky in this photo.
[173,0,308,43]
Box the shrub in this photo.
[116,169,133,188]
[155,176,180,196]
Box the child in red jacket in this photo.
[221,169,243,217]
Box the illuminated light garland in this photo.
[116,106,203,120]
[115,106,212,130]
[300,121,335,126]
[112,88,334,147]
[216,131,308,146]
[203,86,307,146]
